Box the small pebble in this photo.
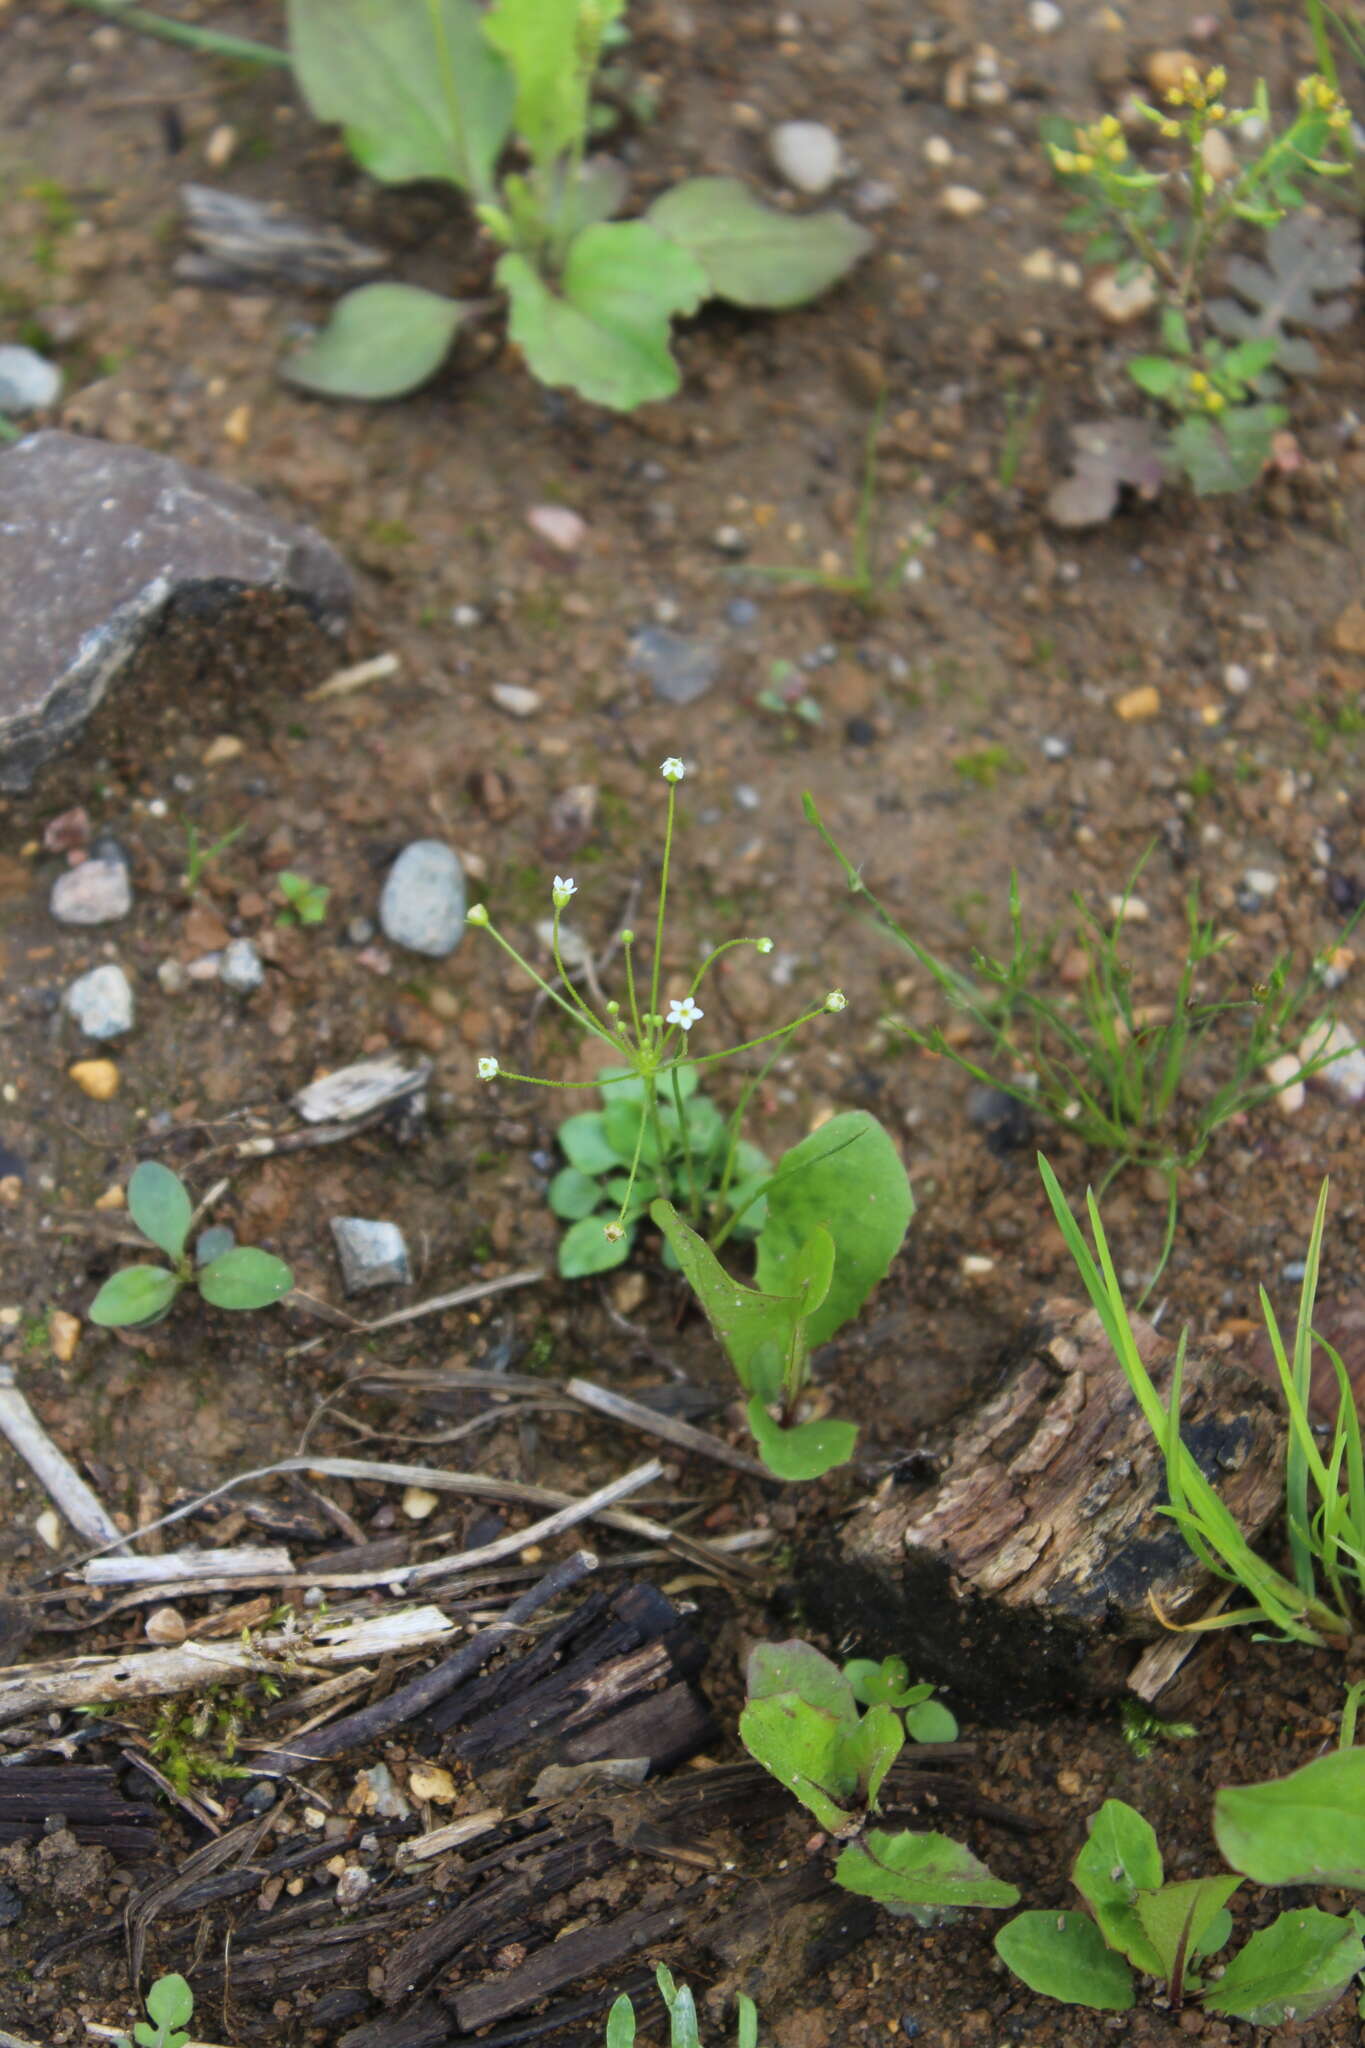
[221,938,265,993]
[69,1058,119,1101]
[526,504,586,553]
[491,683,542,719]
[35,1510,62,1551]
[939,184,985,219]
[452,603,481,629]
[408,1763,457,1802]
[711,524,748,557]
[1303,1021,1365,1104]
[1263,1052,1305,1115]
[960,1254,995,1277]
[1146,49,1202,96]
[0,343,62,413]
[330,1216,412,1293]
[1107,894,1150,924]
[202,733,244,766]
[1028,0,1063,31]
[379,841,467,958]
[50,857,131,926]
[726,597,760,628]
[923,136,954,167]
[401,1486,439,1522]
[1241,867,1280,903]
[144,1606,187,1645]
[157,958,189,995]
[768,119,841,195]
[335,1866,372,1908]
[49,1311,81,1362]
[1223,662,1251,695]
[1282,1259,1308,1284]
[63,963,134,1040]
[1041,735,1071,760]
[734,784,761,811]
[242,1781,276,1815]
[629,626,720,706]
[204,122,238,169]
[43,807,90,853]
[1115,684,1160,722]
[1088,268,1157,325]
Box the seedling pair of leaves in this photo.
[606,1964,758,2048]
[89,1162,293,1328]
[284,0,871,409]
[650,1110,913,1479]
[739,1640,1017,1915]
[550,1064,771,1279]
[997,1749,1365,2022]
[114,1973,194,2048]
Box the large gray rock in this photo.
[0,431,352,791]
[379,841,467,957]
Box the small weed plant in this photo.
[739,1638,1016,1918]
[180,820,244,895]
[997,1744,1365,2021]
[276,869,330,927]
[281,0,869,408]
[90,1162,292,1328]
[470,762,912,1480]
[114,1973,194,2048]
[606,1965,759,2047]
[1046,60,1356,493]
[1043,1160,1364,1646]
[808,793,1361,1293]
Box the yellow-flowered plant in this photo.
[1045,64,1355,493]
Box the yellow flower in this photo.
[1166,87,1185,107]
[1207,103,1226,121]
[1073,152,1095,174]
[1205,390,1226,414]
[1206,66,1227,96]
[1160,118,1182,138]
[1050,146,1077,173]
[1189,371,1209,393]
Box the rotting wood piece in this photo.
[796,1295,1286,1715]
[0,1765,158,1856]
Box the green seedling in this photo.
[281,0,870,409]
[70,0,286,63]
[550,1063,772,1279]
[89,1162,292,1328]
[843,1654,959,1743]
[739,1640,1016,1916]
[276,870,330,926]
[808,794,1363,1295]
[1043,1159,1365,1645]
[997,1771,1365,2022]
[606,1965,759,2048]
[181,820,244,894]
[1118,1698,1198,1760]
[114,1973,194,2048]
[1046,64,1354,495]
[471,762,911,1480]
[756,659,822,727]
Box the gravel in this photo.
[379,841,467,957]
[330,1217,412,1293]
[62,963,134,1039]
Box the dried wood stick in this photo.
[0,1365,126,1550]
[251,1548,597,1775]
[83,1546,293,1587]
[566,1377,769,1479]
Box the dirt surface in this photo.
[3,0,1365,2042]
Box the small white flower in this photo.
[660,757,686,783]
[825,990,848,1013]
[755,936,774,955]
[552,875,577,908]
[465,903,490,927]
[666,995,704,1031]
[603,1220,626,1243]
[477,1056,499,1080]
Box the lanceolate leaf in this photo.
[288,0,513,194]
[483,0,624,168]
[499,222,708,410]
[995,1910,1136,2009]
[648,177,872,309]
[281,284,479,400]
[89,1265,182,1328]
[127,1161,192,1261]
[836,1829,1020,1909]
[197,1248,293,1311]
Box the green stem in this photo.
[551,904,604,1035]
[475,919,618,1048]
[649,782,677,1042]
[685,1004,830,1069]
[66,0,288,64]
[671,1064,702,1225]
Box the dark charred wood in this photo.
[0,1765,157,1855]
[796,1296,1287,1716]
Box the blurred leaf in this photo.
[198,1248,293,1310]
[1048,416,1167,527]
[1207,214,1362,376]
[90,1266,182,1328]
[127,1161,192,1261]
[648,177,871,308]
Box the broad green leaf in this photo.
[1193,1906,1235,1958]
[604,1098,664,1166]
[198,1248,293,1311]
[738,1692,858,1832]
[836,1829,1020,1910]
[483,0,623,168]
[746,1398,859,1481]
[1128,354,1184,398]
[1203,1908,1365,2024]
[844,1657,911,1707]
[995,1910,1136,2009]
[1214,1748,1365,1888]
[647,177,872,309]
[558,1213,633,1276]
[1135,1876,1242,1981]
[905,1699,959,1744]
[747,1641,857,1722]
[556,156,629,238]
[89,1265,182,1328]
[281,284,475,400]
[755,1112,913,1348]
[1073,1800,1164,1974]
[127,1161,192,1261]
[547,1165,603,1221]
[605,1993,636,2048]
[145,1977,194,2031]
[845,1700,904,1808]
[287,0,513,193]
[499,222,708,411]
[559,1112,622,1175]
[650,1199,802,1399]
[1170,404,1286,496]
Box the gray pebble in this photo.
[220,937,265,993]
[1041,735,1071,761]
[0,344,61,414]
[726,597,760,629]
[491,683,542,719]
[330,1218,412,1294]
[379,841,466,957]
[769,119,842,196]
[241,1781,276,1815]
[628,626,720,706]
[50,858,131,925]
[157,958,189,995]
[63,963,133,1039]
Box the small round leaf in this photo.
[127,1161,192,1260]
[145,1975,194,2030]
[547,1166,603,1221]
[90,1266,182,1328]
[558,1215,633,1278]
[197,1248,293,1311]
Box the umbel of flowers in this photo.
[464,758,847,1247]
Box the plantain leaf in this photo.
[648,177,871,309]
[281,284,478,399]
